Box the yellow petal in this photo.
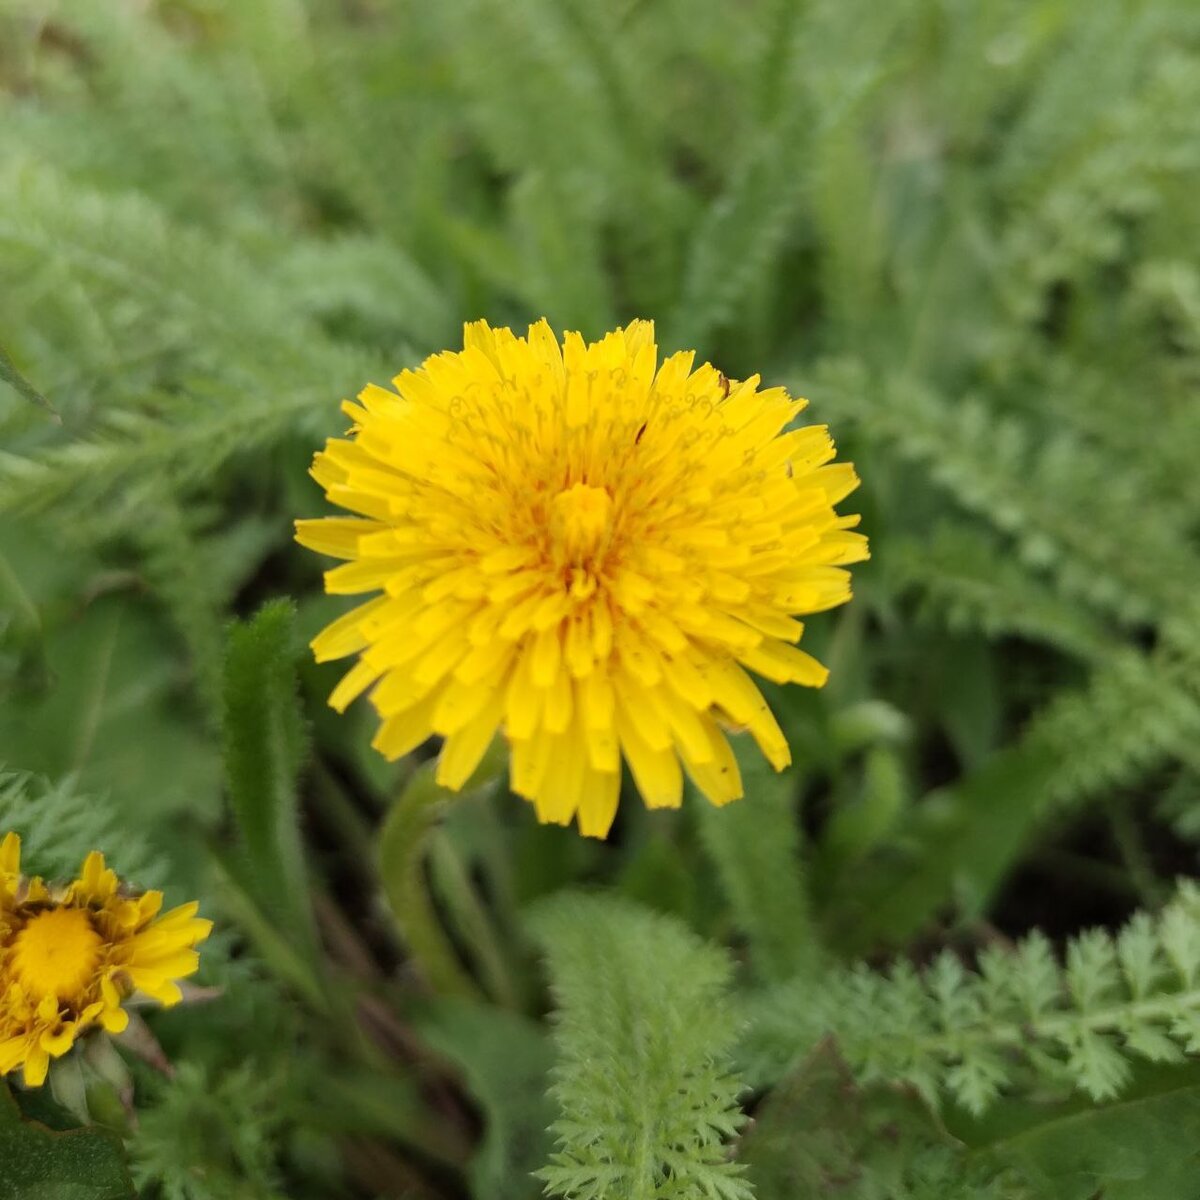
[328,659,382,713]
[737,639,829,688]
[23,1047,50,1088]
[436,693,505,791]
[294,517,384,559]
[678,712,743,806]
[616,712,682,809]
[311,595,392,662]
[0,831,20,876]
[576,768,621,838]
[372,690,440,761]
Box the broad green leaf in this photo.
[0,1083,133,1200]
[972,1082,1200,1199]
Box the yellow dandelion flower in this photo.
[0,833,212,1087]
[297,320,868,837]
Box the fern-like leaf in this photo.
[0,767,161,887]
[743,882,1200,1114]
[531,893,752,1200]
[816,370,1200,627]
[889,523,1112,663]
[129,1061,287,1200]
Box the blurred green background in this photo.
[2,0,1200,1196]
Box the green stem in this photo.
[377,743,508,999]
[427,829,520,1009]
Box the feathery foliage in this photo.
[0,768,161,887]
[128,1063,288,1200]
[531,895,751,1200]
[744,882,1200,1114]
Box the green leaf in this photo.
[615,833,697,922]
[221,598,315,947]
[126,1061,290,1200]
[740,1039,893,1198]
[529,892,751,1200]
[741,883,1200,1115]
[427,827,523,1008]
[311,1068,465,1164]
[819,744,908,872]
[974,1082,1200,1199]
[416,998,555,1200]
[828,741,1060,951]
[206,854,329,1014]
[696,742,818,982]
[0,1082,133,1200]
[740,1041,1021,1200]
[935,637,1003,770]
[0,769,160,887]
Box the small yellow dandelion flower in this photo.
[297,320,868,837]
[0,834,212,1087]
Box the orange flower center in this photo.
[10,907,101,1001]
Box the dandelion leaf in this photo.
[0,1083,134,1200]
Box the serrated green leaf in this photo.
[1059,1030,1130,1102]
[743,883,1200,1114]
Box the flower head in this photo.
[0,833,211,1086]
[297,320,867,837]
